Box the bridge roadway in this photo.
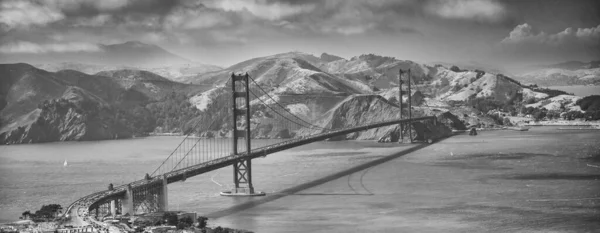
[67,116,435,224]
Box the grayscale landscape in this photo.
[1,0,599,233]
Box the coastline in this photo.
[148,132,184,136]
[522,120,600,127]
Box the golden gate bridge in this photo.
[64,69,441,224]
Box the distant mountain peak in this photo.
[320,53,345,62]
[122,40,148,45]
[542,60,600,70]
[103,41,161,50]
[106,40,149,47]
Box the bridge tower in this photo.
[399,69,413,143]
[223,73,265,196]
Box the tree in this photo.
[33,204,62,221]
[162,212,178,226]
[576,95,600,111]
[21,211,31,219]
[533,110,546,121]
[564,111,584,120]
[197,216,208,229]
[179,217,193,229]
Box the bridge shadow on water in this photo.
[206,138,450,218]
[291,193,374,196]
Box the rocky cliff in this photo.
[1,88,131,144]
[0,64,195,144]
[296,94,456,141]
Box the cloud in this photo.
[0,0,64,29]
[42,0,132,11]
[207,0,316,20]
[1,0,425,47]
[72,14,112,27]
[576,25,600,42]
[425,0,506,22]
[497,23,600,62]
[163,4,236,30]
[0,41,102,53]
[501,23,600,47]
[265,0,423,36]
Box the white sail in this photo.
[63,160,68,167]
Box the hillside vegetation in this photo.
[2,51,597,144]
[0,64,206,144]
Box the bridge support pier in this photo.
[122,184,134,215]
[159,175,168,211]
[110,200,116,217]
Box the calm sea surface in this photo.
[2,127,599,231]
[0,137,408,223]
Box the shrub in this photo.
[503,117,512,126]
[531,87,569,98]
[450,66,462,72]
[474,69,485,79]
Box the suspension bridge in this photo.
[65,69,442,223]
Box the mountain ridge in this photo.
[2,51,598,144]
[1,41,211,69]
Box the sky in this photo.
[1,0,599,71]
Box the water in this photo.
[2,128,598,232]
[0,137,410,223]
[547,85,600,97]
[211,127,600,232]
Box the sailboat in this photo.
[63,160,68,167]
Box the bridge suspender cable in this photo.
[247,75,325,130]
[248,90,322,131]
[247,75,331,131]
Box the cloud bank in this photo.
[1,0,509,48]
[0,1,64,29]
[502,23,600,47]
[0,41,102,53]
[425,0,506,22]
[1,0,598,67]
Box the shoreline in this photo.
[523,121,600,127]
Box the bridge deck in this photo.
[71,116,435,214]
